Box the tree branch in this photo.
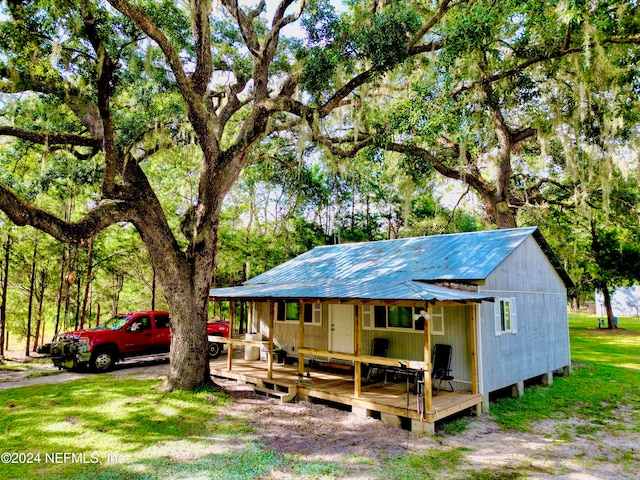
[0,66,104,140]
[0,183,134,245]
[438,184,470,234]
[451,33,640,96]
[190,0,213,94]
[107,0,215,158]
[223,0,262,57]
[81,5,118,196]
[0,126,102,148]
[408,0,455,49]
[314,135,375,158]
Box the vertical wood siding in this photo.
[255,301,474,392]
[478,236,571,393]
[255,302,328,354]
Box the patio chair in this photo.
[365,338,389,382]
[432,343,454,394]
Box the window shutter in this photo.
[362,306,371,328]
[510,297,517,334]
[313,303,321,324]
[494,299,502,336]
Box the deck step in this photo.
[253,385,297,403]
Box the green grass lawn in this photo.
[0,377,276,480]
[490,313,640,437]
[1,313,638,479]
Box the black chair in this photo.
[365,338,389,382]
[432,343,454,394]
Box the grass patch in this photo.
[490,313,640,434]
[378,447,465,479]
[0,375,268,480]
[289,458,344,478]
[438,417,471,435]
[1,312,638,479]
[462,466,525,479]
[0,363,31,372]
[24,371,63,379]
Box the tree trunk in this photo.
[112,273,124,315]
[0,232,11,358]
[32,270,46,352]
[26,234,39,356]
[159,262,212,390]
[601,283,618,329]
[165,301,209,391]
[74,274,82,330]
[80,239,94,329]
[54,246,66,338]
[151,268,156,311]
[480,196,518,229]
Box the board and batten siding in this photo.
[477,236,571,394]
[254,301,475,392]
[254,301,328,353]
[361,305,474,392]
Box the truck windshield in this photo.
[96,315,131,331]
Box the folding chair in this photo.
[432,343,455,394]
[365,338,389,382]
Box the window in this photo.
[495,298,517,335]
[276,301,321,325]
[362,305,438,332]
[155,314,171,329]
[129,316,151,332]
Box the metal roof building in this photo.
[209,227,571,303]
[207,226,572,435]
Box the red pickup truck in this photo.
[50,311,229,372]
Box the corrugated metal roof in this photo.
[209,280,494,303]
[245,227,538,286]
[209,227,572,303]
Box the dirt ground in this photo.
[218,378,639,479]
[1,353,638,479]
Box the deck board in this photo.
[210,357,482,424]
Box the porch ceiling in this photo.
[209,280,495,304]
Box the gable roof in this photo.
[209,227,572,303]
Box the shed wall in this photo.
[253,302,475,391]
[478,236,570,393]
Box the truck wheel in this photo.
[208,341,222,359]
[91,350,115,372]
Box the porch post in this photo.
[227,300,236,372]
[354,304,361,398]
[424,303,433,414]
[298,303,305,376]
[229,301,236,334]
[267,301,275,379]
[469,305,478,395]
[226,337,233,371]
[247,301,254,333]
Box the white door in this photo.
[329,304,354,354]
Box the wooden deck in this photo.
[209,357,482,426]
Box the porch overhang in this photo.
[209,280,495,304]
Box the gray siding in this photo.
[478,236,570,393]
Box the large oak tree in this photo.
[0,0,468,390]
[1,0,638,389]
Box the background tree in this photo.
[319,0,639,229]
[0,0,462,389]
[0,0,637,387]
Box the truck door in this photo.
[122,315,154,354]
[153,313,171,353]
